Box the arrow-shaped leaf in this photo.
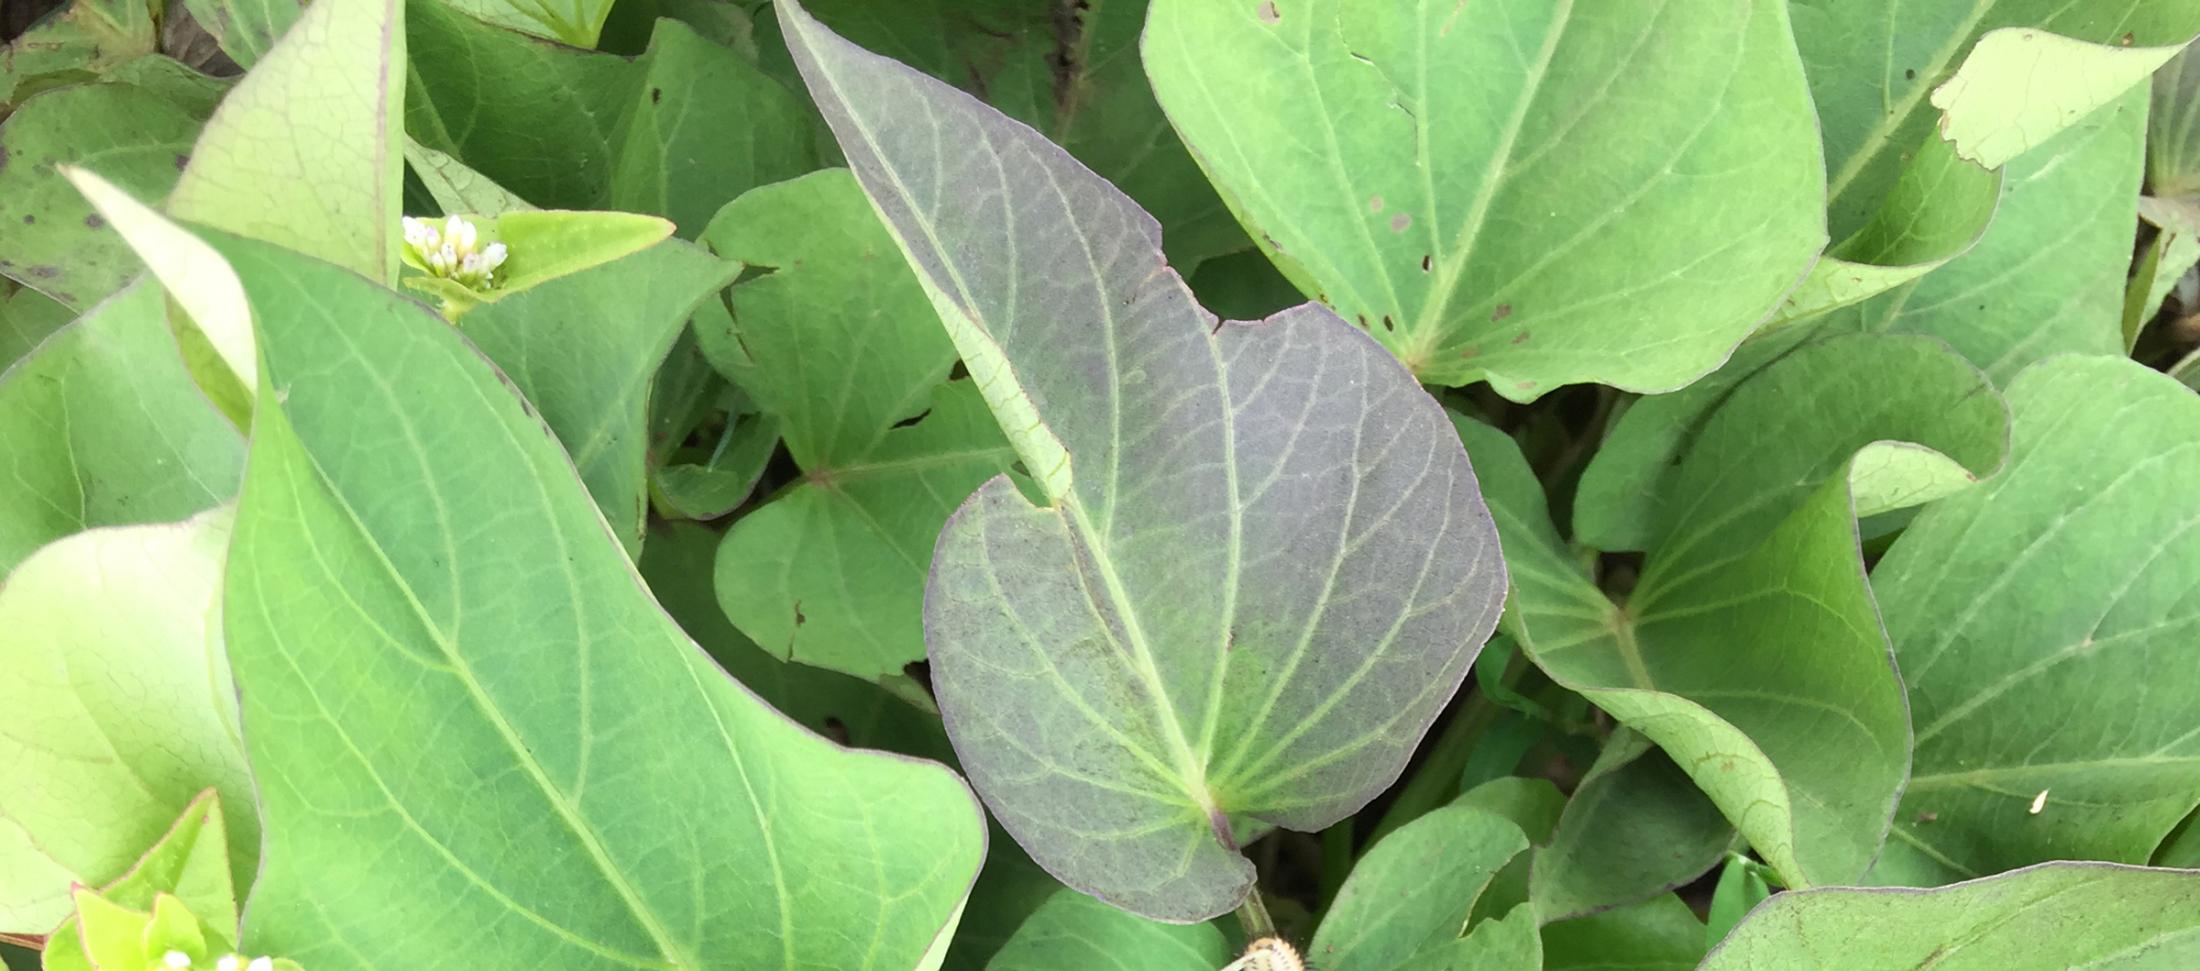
[778,0,1506,921]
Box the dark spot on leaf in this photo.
[1420,254,1432,272]
[948,360,969,381]
[889,407,932,430]
[1261,232,1284,253]
[1010,459,1031,478]
[792,601,807,627]
[84,213,104,229]
[1459,347,1480,360]
[1720,758,1736,773]
[26,265,58,278]
[1256,0,1279,24]
[1510,331,1528,345]
[1368,194,1383,213]
[821,717,851,745]
[1225,628,1237,652]
[174,153,190,171]
[19,215,32,225]
[1915,811,1938,824]
[1491,303,1512,322]
[1356,314,1368,329]
[1389,212,1412,233]
[2120,32,2134,46]
[1317,292,1330,304]
[650,87,662,104]
[1380,315,1394,332]
[1904,68,1916,80]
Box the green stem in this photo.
[1234,890,1277,941]
[1365,648,1529,844]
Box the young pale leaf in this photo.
[2156,46,2200,197]
[440,0,613,47]
[166,0,404,286]
[1530,732,1732,922]
[462,239,735,556]
[0,510,253,933]
[207,228,985,969]
[66,168,256,401]
[701,170,1018,680]
[779,0,1506,920]
[989,889,1229,971]
[1929,29,2188,169]
[1870,356,2200,885]
[1309,806,1526,971]
[0,281,242,573]
[1462,334,2009,887]
[1142,0,1826,397]
[1702,863,2200,968]
[0,80,205,311]
[39,791,238,968]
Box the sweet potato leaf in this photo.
[780,0,1506,919]
[1142,0,1828,396]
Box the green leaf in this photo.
[437,0,613,48]
[1388,904,1541,971]
[780,0,1508,919]
[0,510,254,933]
[405,0,640,209]
[1703,854,1778,950]
[1142,0,1827,395]
[1820,86,2145,383]
[700,170,1016,679]
[1793,0,2200,242]
[402,137,535,216]
[1930,28,2188,170]
[2156,45,2200,197]
[1452,776,1565,927]
[0,287,72,368]
[1530,732,1731,923]
[1541,895,1705,971]
[40,792,239,968]
[756,0,1249,269]
[180,0,301,68]
[0,79,205,310]
[208,228,984,969]
[2131,196,2200,349]
[1309,806,1526,971]
[639,521,954,762]
[1870,355,2200,886]
[652,410,780,521]
[609,19,818,237]
[1702,862,2200,968]
[167,0,405,285]
[1461,334,2008,887]
[0,0,157,104]
[461,238,734,555]
[989,889,1229,971]
[0,280,243,573]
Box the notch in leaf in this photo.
[777,0,1508,922]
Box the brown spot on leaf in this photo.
[793,601,807,627]
[1915,811,1938,824]
[1491,303,1512,322]
[1459,346,1480,360]
[650,87,662,104]
[19,215,32,225]
[175,154,191,171]
[1420,254,1432,272]
[1510,331,1529,345]
[2120,32,2134,46]
[1380,315,1394,331]
[1368,194,1384,213]
[1389,212,1412,233]
[26,265,58,278]
[1256,0,1280,24]
[84,213,104,229]
[1905,68,1916,80]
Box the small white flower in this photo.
[401,214,507,291]
[163,952,194,969]
[217,955,242,971]
[247,958,274,971]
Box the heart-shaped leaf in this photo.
[779,0,1506,920]
[1462,334,2007,887]
[206,227,985,969]
[1869,355,2200,886]
[1142,0,1828,397]
[1702,863,2200,968]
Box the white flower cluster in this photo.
[161,952,274,971]
[402,215,508,290]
